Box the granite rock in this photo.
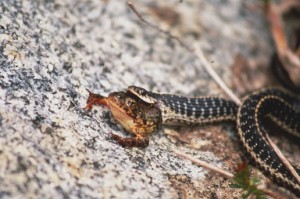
[0,0,276,198]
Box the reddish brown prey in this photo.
[84,89,162,147]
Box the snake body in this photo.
[237,89,300,195]
[130,90,238,125]
[85,86,300,195]
[127,86,300,196]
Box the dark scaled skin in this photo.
[84,89,162,148]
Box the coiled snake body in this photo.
[85,86,300,196]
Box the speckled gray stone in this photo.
[0,0,273,198]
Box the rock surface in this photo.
[0,0,292,198]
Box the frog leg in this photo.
[84,89,109,110]
[110,133,149,148]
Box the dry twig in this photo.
[266,134,300,185]
[128,1,241,104]
[127,1,193,52]
[173,148,284,199]
[173,149,233,178]
[193,45,241,105]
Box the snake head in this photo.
[127,86,158,104]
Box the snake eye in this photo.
[140,90,146,95]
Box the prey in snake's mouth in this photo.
[84,89,162,147]
[85,86,300,196]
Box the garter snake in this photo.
[85,86,300,196]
